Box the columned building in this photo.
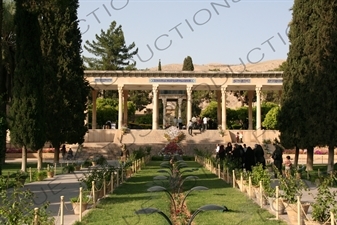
[85,71,283,131]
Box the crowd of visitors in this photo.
[215,142,266,171]
[215,142,290,178]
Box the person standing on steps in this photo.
[188,120,193,136]
[202,116,208,132]
[239,132,243,143]
[178,117,183,129]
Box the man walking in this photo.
[202,116,208,132]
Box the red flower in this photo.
[162,142,183,155]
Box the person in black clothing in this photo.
[254,144,266,169]
[272,144,283,178]
[245,146,255,171]
[218,145,226,170]
[61,145,66,159]
[225,142,232,158]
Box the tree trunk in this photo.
[306,146,314,171]
[21,145,27,172]
[37,148,43,170]
[53,144,60,164]
[294,146,299,168]
[327,145,335,173]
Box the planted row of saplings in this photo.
[69,156,150,217]
[234,164,337,225]
[135,155,227,225]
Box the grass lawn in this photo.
[76,161,286,225]
[2,162,64,184]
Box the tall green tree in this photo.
[0,0,15,175]
[182,56,194,71]
[41,0,90,163]
[158,59,161,71]
[83,21,138,70]
[307,0,337,172]
[278,1,310,168]
[9,0,45,171]
[278,0,331,170]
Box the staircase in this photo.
[77,142,121,160]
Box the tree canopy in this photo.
[84,21,138,70]
[182,56,194,71]
[9,0,45,171]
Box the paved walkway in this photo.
[24,171,83,225]
[6,158,120,225]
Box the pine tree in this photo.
[84,21,138,70]
[9,0,45,171]
[182,56,194,71]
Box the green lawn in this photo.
[2,162,64,184]
[76,161,286,225]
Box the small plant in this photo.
[63,164,75,174]
[218,125,225,137]
[82,159,91,168]
[35,171,47,181]
[279,172,307,204]
[47,164,54,172]
[79,165,115,190]
[251,163,271,187]
[9,171,28,180]
[93,154,107,165]
[310,176,337,223]
[0,176,54,224]
[70,194,93,204]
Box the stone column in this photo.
[248,90,253,130]
[162,97,167,128]
[123,90,128,126]
[118,86,123,130]
[91,89,98,129]
[255,86,262,130]
[178,98,183,118]
[216,90,221,125]
[186,86,193,124]
[221,86,227,129]
[152,85,158,130]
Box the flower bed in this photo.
[6,148,56,153]
[161,127,185,156]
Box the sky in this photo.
[78,0,294,70]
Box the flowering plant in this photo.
[164,126,185,143]
[161,142,183,155]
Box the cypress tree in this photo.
[278,0,317,168]
[158,59,162,71]
[9,0,45,171]
[182,56,194,71]
[306,0,337,172]
[40,0,89,163]
[279,0,337,171]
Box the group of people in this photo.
[215,142,293,178]
[215,142,266,171]
[187,116,209,135]
[61,145,73,160]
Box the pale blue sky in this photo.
[78,0,293,70]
